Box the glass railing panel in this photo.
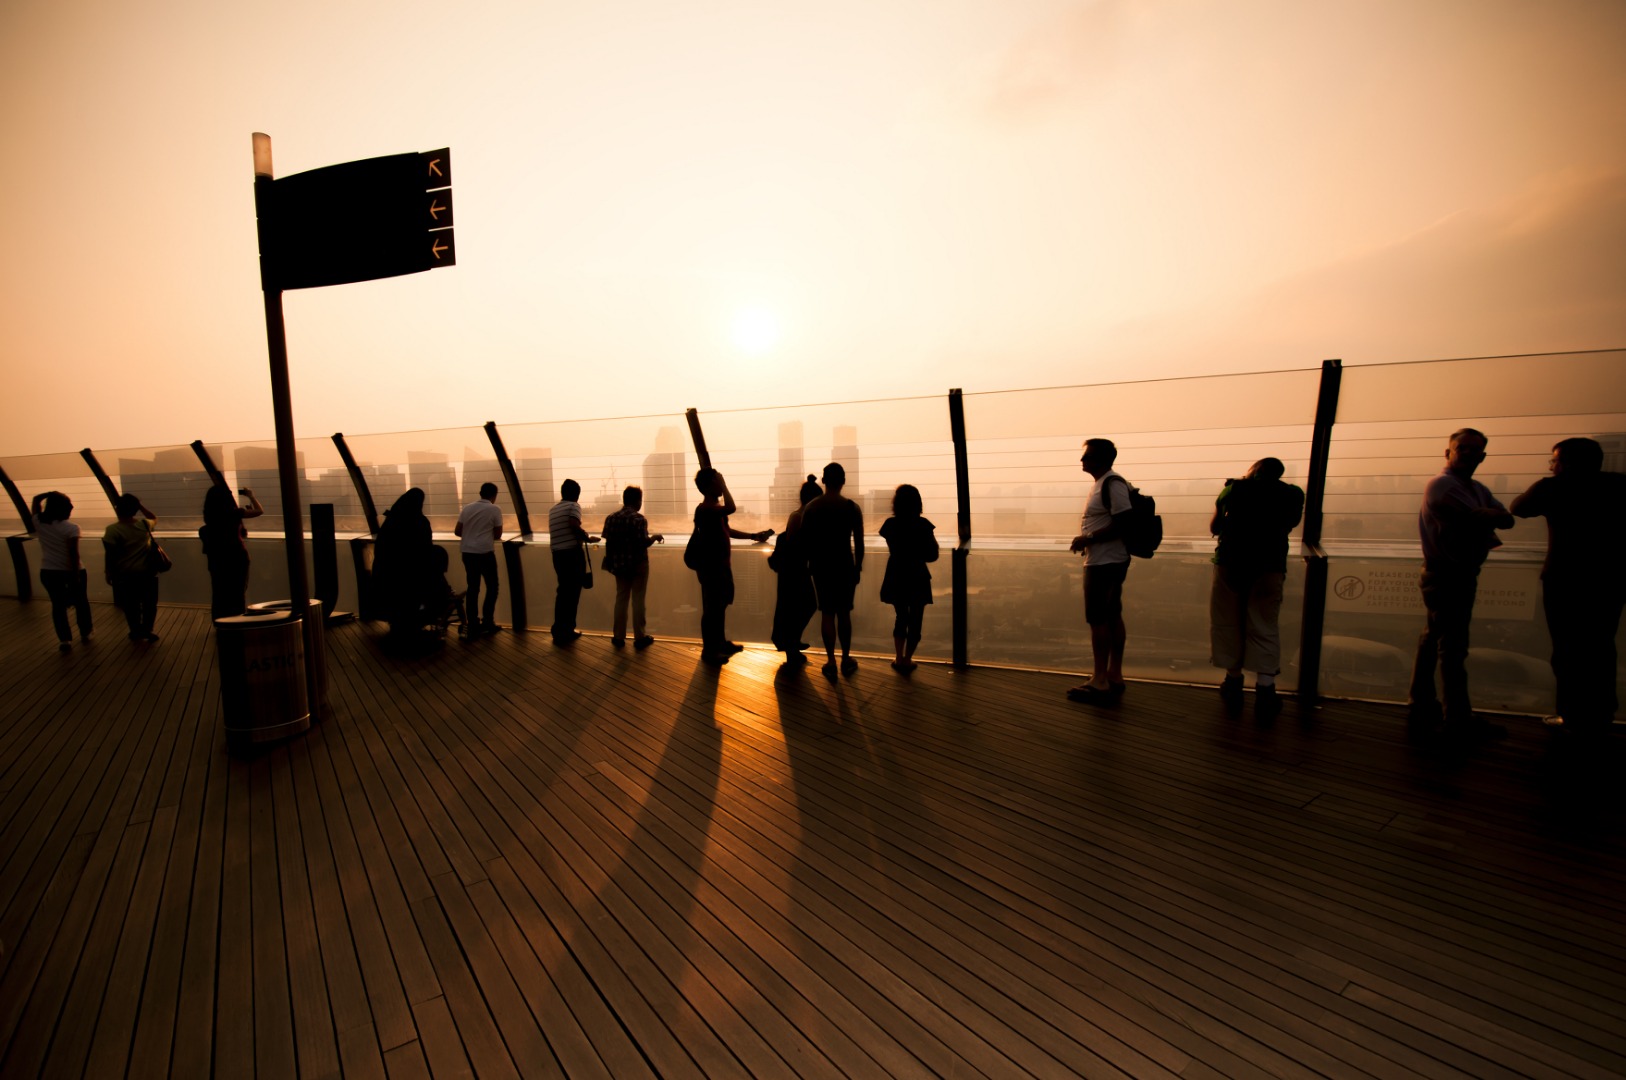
[495,413,694,540]
[1327,351,1626,548]
[963,546,1306,689]
[1315,548,1582,712]
[1,451,112,532]
[1336,350,1626,424]
[962,369,1322,546]
[694,396,956,540]
[1322,351,1626,705]
[207,435,354,532]
[336,426,499,532]
[77,442,214,532]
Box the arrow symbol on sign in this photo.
[432,238,450,259]
[429,199,446,220]
[428,158,444,178]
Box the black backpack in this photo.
[1110,476,1163,559]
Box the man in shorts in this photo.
[800,462,865,676]
[1068,438,1132,702]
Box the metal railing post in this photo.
[948,388,971,669]
[331,433,382,620]
[1297,359,1342,704]
[79,448,121,510]
[0,465,33,599]
[189,440,229,491]
[484,421,531,631]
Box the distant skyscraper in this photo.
[770,421,806,519]
[514,449,555,534]
[407,452,458,524]
[119,446,210,526]
[460,452,504,507]
[642,426,687,529]
[309,467,362,531]
[233,444,311,527]
[365,465,408,520]
[832,424,859,495]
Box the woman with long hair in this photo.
[879,483,939,671]
[200,484,264,619]
[769,474,821,661]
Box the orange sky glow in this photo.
[2,0,1623,457]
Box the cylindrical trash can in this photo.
[248,599,327,720]
[217,609,310,746]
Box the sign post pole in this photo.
[253,133,311,622]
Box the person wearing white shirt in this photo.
[1067,438,1133,703]
[454,482,504,636]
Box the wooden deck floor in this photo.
[1,599,1624,1079]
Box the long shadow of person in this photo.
[589,662,726,995]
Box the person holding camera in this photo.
[201,484,264,619]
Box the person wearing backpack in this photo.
[1209,457,1304,718]
[1068,438,1133,703]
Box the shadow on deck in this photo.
[1,600,1623,1078]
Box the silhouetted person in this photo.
[103,492,160,643]
[601,485,663,649]
[769,474,821,661]
[200,484,264,619]
[1068,438,1131,702]
[1409,428,1514,741]
[548,479,598,642]
[880,483,939,672]
[1209,457,1304,718]
[801,461,864,676]
[455,481,504,636]
[1510,437,1626,735]
[31,490,92,650]
[373,487,437,642]
[690,468,772,664]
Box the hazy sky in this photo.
[3,0,1623,457]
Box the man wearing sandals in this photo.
[1068,439,1132,703]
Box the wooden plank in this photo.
[301,722,423,1049]
[410,995,474,1080]
[80,805,179,1079]
[270,742,342,1079]
[211,749,253,1079]
[429,871,560,1077]
[408,891,520,1080]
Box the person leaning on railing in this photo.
[1509,436,1626,737]
[1208,458,1304,719]
[1407,428,1513,743]
[600,485,662,650]
[103,492,160,643]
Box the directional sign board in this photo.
[258,148,455,291]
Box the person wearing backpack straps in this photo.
[1209,457,1304,719]
[1068,438,1133,703]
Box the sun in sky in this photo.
[729,306,784,357]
